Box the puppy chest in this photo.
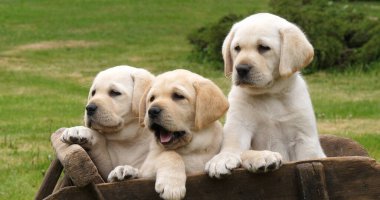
[251,116,299,150]
[107,144,148,168]
[183,154,212,174]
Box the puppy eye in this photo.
[109,90,121,97]
[91,90,96,96]
[258,45,270,54]
[234,45,241,52]
[149,95,155,102]
[172,93,185,101]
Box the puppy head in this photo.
[85,65,154,134]
[139,69,228,150]
[223,13,313,91]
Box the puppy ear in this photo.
[222,27,235,78]
[279,24,314,77]
[193,80,229,130]
[138,86,150,127]
[131,70,154,118]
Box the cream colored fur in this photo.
[60,65,154,180]
[108,69,228,200]
[206,13,326,178]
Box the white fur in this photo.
[61,65,154,180]
[206,13,326,178]
[108,69,228,200]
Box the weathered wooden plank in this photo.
[53,174,73,192]
[320,134,369,157]
[50,128,104,187]
[322,156,380,199]
[63,147,104,186]
[44,186,100,200]
[46,156,380,200]
[35,158,63,200]
[84,183,105,200]
[296,162,329,200]
[40,132,372,199]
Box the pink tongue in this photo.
[160,132,172,143]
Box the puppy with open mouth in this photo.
[58,65,154,180]
[108,69,229,200]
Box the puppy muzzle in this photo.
[86,103,98,116]
[234,66,273,88]
[84,104,124,133]
[236,64,252,78]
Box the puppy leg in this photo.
[205,124,252,178]
[241,150,283,173]
[294,136,326,160]
[205,152,241,178]
[107,165,139,182]
[61,126,98,150]
[155,151,186,200]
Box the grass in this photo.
[0,0,378,199]
[306,65,380,160]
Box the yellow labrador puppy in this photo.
[60,65,154,180]
[206,13,326,178]
[108,69,229,200]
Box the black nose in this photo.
[86,104,98,116]
[236,64,252,77]
[148,106,162,119]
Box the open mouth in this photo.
[150,123,186,145]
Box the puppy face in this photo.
[85,66,154,134]
[139,69,228,150]
[223,13,314,90]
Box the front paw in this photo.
[155,174,186,200]
[107,165,139,182]
[60,126,93,147]
[241,150,282,173]
[205,152,241,179]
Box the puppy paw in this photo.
[241,150,282,173]
[205,152,241,179]
[107,165,139,182]
[155,175,186,200]
[60,126,93,146]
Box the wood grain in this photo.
[296,162,329,200]
[35,158,63,200]
[45,156,380,200]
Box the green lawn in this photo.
[0,0,379,199]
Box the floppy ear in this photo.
[131,70,154,117]
[193,80,229,130]
[222,27,235,78]
[138,86,150,127]
[279,24,314,77]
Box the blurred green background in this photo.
[0,0,379,199]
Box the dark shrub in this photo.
[187,14,243,69]
[270,0,380,72]
[188,0,380,72]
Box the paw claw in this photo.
[241,150,283,173]
[60,126,93,148]
[267,162,277,170]
[205,152,241,178]
[107,165,138,182]
[69,136,79,143]
[155,176,186,200]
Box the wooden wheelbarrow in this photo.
[36,128,379,200]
